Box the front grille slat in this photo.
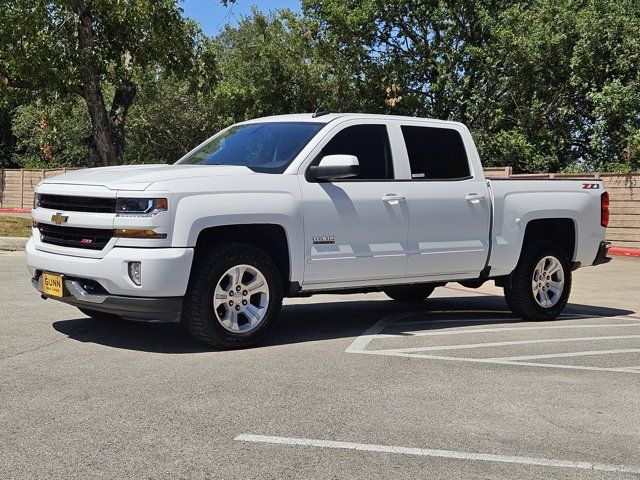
[39,194,116,213]
[38,224,113,250]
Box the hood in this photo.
[40,164,256,191]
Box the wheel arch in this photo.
[521,218,577,262]
[494,216,578,286]
[193,224,292,290]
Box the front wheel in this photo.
[504,240,572,320]
[181,243,283,349]
[384,285,436,303]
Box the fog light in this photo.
[128,261,142,286]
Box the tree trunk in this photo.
[76,1,135,166]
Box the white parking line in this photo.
[379,351,640,374]
[235,434,640,475]
[371,334,640,355]
[384,323,640,338]
[489,348,640,361]
[346,313,640,374]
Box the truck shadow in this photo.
[51,294,636,354]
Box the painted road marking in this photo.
[489,348,640,361]
[235,434,640,475]
[382,322,640,338]
[370,334,640,355]
[346,313,640,374]
[376,352,640,374]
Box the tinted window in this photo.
[320,125,393,180]
[401,126,470,179]
[177,122,324,173]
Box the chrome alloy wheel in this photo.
[213,264,270,333]
[531,255,565,308]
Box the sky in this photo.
[180,0,302,36]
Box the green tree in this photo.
[303,0,640,173]
[206,9,346,121]
[11,95,90,167]
[0,0,198,166]
[125,75,217,165]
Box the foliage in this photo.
[203,9,363,121]
[125,76,215,164]
[0,0,199,165]
[11,96,90,168]
[1,1,639,172]
[303,0,640,172]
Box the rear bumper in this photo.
[592,241,612,266]
[32,274,182,322]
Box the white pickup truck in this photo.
[27,113,612,348]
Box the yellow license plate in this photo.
[42,273,64,298]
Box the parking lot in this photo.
[1,252,639,479]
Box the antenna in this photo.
[312,107,330,118]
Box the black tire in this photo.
[78,307,121,321]
[384,284,436,303]
[181,243,283,349]
[504,240,572,320]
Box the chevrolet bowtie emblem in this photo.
[51,213,68,225]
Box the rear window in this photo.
[401,126,471,180]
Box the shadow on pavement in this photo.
[52,295,636,354]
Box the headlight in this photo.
[34,193,41,208]
[116,198,168,216]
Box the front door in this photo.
[300,123,410,285]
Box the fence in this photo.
[0,168,81,210]
[1,167,638,248]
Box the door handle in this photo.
[382,194,406,205]
[465,193,486,204]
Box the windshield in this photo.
[176,122,325,173]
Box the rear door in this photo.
[299,121,410,285]
[397,122,491,278]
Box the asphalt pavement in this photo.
[1,252,639,479]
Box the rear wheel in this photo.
[384,285,436,303]
[504,240,571,320]
[181,243,283,349]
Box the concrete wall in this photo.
[1,167,638,248]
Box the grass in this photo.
[0,216,32,237]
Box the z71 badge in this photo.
[582,183,600,189]
[312,236,335,245]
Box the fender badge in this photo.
[313,236,336,245]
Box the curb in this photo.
[609,247,640,258]
[0,208,31,214]
[0,236,29,251]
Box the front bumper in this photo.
[26,238,194,296]
[32,275,182,322]
[26,238,193,322]
[592,241,612,266]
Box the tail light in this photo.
[601,192,610,228]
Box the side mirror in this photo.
[309,155,359,181]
